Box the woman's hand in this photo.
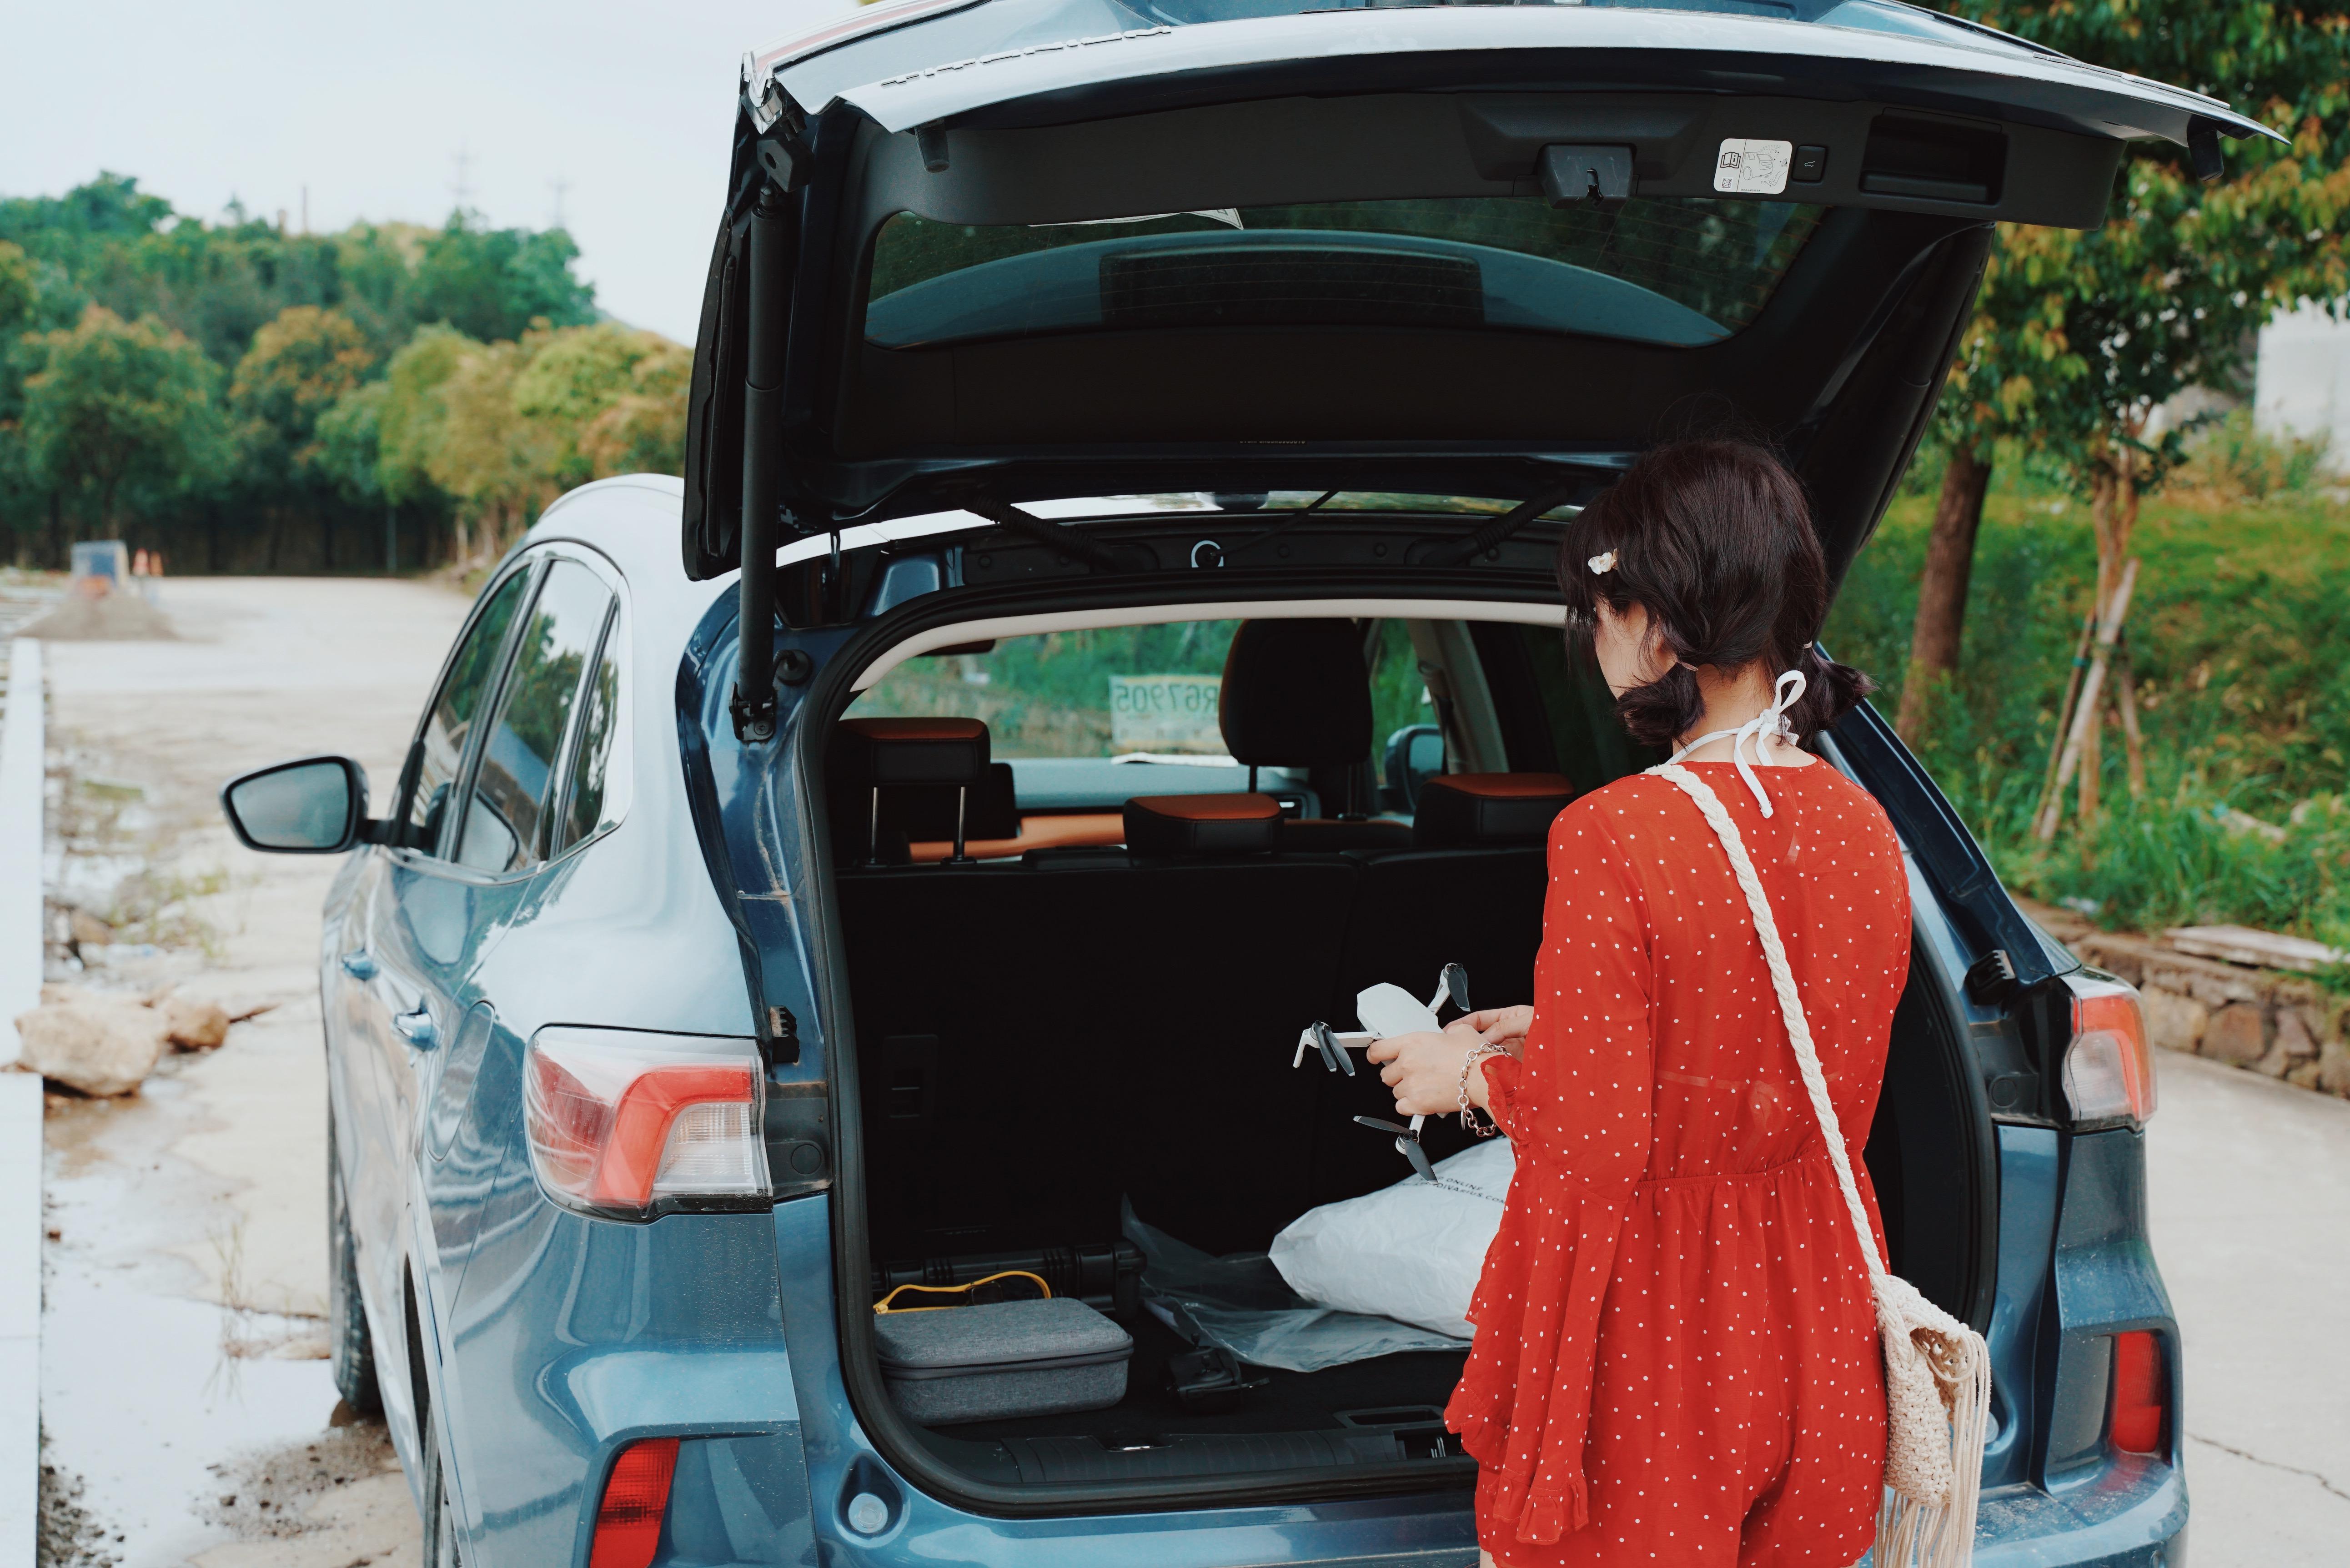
[1461,1005,1534,1057]
[1366,1020,1487,1118]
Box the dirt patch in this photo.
[38,1454,123,1568]
[201,1415,403,1542]
[23,589,176,642]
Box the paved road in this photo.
[2145,1048,2350,1567]
[40,576,465,1567]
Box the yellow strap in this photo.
[873,1269,1052,1314]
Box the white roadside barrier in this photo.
[0,637,47,1568]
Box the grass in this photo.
[1826,428,2350,951]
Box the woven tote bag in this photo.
[1652,763,1991,1568]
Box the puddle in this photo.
[41,1083,352,1566]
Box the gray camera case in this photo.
[874,1296,1133,1426]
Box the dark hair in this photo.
[1557,439,1873,749]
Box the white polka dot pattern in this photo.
[1447,761,1910,1567]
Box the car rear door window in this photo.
[453,561,613,873]
[404,568,530,854]
[552,611,625,854]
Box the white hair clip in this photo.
[1587,550,1618,575]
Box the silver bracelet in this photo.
[1458,1043,1505,1137]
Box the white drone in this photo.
[1295,962,1471,1182]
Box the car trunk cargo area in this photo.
[824,702,1990,1493]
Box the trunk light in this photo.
[2061,977,2157,1126]
[2109,1331,2165,1454]
[525,1027,771,1217]
[589,1436,679,1568]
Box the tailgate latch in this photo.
[1540,145,1635,209]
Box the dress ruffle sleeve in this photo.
[1446,808,1655,1546]
[1478,1054,1524,1138]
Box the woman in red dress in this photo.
[1371,441,1906,1567]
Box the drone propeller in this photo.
[1429,961,1471,1019]
[1352,1115,1436,1182]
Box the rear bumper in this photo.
[1974,1454,2186,1568]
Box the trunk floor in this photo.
[920,1307,1471,1447]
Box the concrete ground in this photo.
[26,574,2348,1565]
[38,576,465,1567]
[2144,1049,2350,1567]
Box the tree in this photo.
[577,337,693,478]
[1894,0,2350,746]
[410,216,596,344]
[20,305,230,534]
[376,324,474,508]
[426,336,553,562]
[229,305,374,568]
[512,322,688,487]
[230,306,374,479]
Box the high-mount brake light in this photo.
[2109,1331,2166,1455]
[525,1028,771,1217]
[589,1436,679,1568]
[2060,976,2157,1127]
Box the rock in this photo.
[2319,1039,2350,1100]
[2139,986,2208,1055]
[12,990,171,1096]
[2203,1002,2270,1067]
[161,994,231,1051]
[66,908,113,948]
[2271,1007,2320,1065]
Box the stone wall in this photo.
[2067,927,2350,1099]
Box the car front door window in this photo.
[406,569,532,855]
[453,560,613,873]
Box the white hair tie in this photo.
[1587,550,1617,575]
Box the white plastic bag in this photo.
[1268,1137,1514,1339]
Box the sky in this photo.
[0,0,862,343]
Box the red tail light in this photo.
[589,1436,679,1568]
[525,1028,770,1217]
[2109,1331,2166,1454]
[2062,977,2158,1127]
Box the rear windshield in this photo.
[865,196,1823,350]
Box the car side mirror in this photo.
[221,755,371,854]
[1382,723,1446,811]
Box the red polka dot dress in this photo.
[1448,759,1908,1567]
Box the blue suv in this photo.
[220,2,2256,1563]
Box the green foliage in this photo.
[1830,484,2350,939]
[0,175,640,568]
[511,322,688,490]
[229,305,373,490]
[410,216,595,344]
[1931,0,2350,485]
[19,305,231,528]
[311,380,388,506]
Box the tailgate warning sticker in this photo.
[1714,139,1793,196]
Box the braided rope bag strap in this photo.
[1651,764,1991,1568]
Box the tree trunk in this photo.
[1895,447,1994,739]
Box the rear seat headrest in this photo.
[1218,619,1371,767]
[1413,773,1574,849]
[834,718,991,785]
[1124,793,1284,857]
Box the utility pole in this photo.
[550,176,570,231]
[451,144,475,217]
[301,185,309,235]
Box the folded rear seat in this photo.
[1306,772,1574,1204]
[838,771,1364,1261]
